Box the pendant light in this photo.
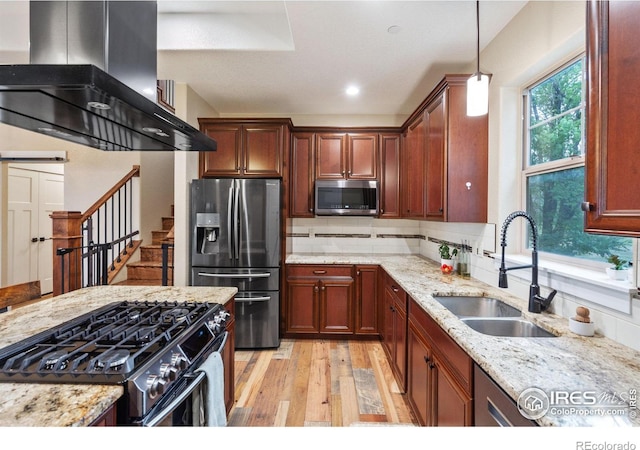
[467,0,489,116]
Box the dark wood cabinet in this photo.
[316,132,378,180]
[381,271,407,392]
[198,119,290,178]
[585,1,640,236]
[379,133,401,218]
[424,76,488,222]
[290,132,315,217]
[354,265,378,335]
[89,402,117,426]
[425,94,445,219]
[400,75,488,222]
[402,113,426,217]
[407,296,473,426]
[285,265,354,336]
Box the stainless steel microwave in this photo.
[314,179,379,216]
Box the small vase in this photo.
[441,258,454,274]
[606,268,628,281]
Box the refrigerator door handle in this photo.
[235,296,271,302]
[197,272,271,279]
[227,181,234,261]
[233,179,240,260]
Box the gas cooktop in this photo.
[0,300,224,384]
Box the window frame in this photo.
[520,55,633,272]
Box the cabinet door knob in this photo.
[581,201,595,212]
[314,286,319,292]
[428,363,435,369]
[424,356,430,364]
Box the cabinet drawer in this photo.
[287,265,353,278]
[384,271,406,298]
[409,297,472,395]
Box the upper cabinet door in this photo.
[425,92,446,220]
[315,132,379,180]
[347,133,378,180]
[198,119,290,178]
[199,125,243,177]
[290,132,316,218]
[585,0,640,236]
[315,133,347,179]
[243,125,284,176]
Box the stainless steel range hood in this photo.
[0,1,217,152]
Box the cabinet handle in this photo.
[581,201,595,212]
[31,237,38,243]
[313,270,327,275]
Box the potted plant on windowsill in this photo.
[438,243,458,275]
[606,254,629,281]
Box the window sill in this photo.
[490,253,635,315]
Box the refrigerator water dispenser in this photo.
[196,212,220,254]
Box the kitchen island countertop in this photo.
[287,253,640,427]
[0,285,237,426]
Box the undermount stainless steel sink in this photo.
[461,318,557,338]
[432,296,521,318]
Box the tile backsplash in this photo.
[289,217,640,351]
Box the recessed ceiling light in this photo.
[346,85,360,96]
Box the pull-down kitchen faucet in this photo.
[499,211,557,313]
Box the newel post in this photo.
[50,211,83,297]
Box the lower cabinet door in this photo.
[319,279,354,333]
[286,279,319,334]
[407,323,434,426]
[434,357,473,426]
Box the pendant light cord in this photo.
[476,0,481,80]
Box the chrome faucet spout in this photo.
[498,211,557,313]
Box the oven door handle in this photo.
[143,371,207,427]
[143,331,228,427]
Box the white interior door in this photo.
[7,167,64,295]
[38,171,64,294]
[7,168,38,286]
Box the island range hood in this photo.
[0,1,217,152]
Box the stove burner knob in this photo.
[146,375,167,399]
[159,363,178,381]
[171,353,188,370]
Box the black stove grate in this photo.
[0,301,221,384]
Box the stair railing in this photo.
[51,165,141,296]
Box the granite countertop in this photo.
[0,285,237,427]
[286,254,640,427]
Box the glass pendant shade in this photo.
[467,73,489,116]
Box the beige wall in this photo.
[172,83,219,286]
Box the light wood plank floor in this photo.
[228,339,419,427]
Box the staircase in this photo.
[117,206,174,286]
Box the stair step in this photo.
[151,230,170,245]
[126,261,173,281]
[161,216,174,231]
[140,244,174,264]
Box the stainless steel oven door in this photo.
[141,331,228,427]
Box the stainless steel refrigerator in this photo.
[190,178,281,349]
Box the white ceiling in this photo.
[0,0,528,123]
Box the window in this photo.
[523,57,632,266]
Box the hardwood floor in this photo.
[229,339,418,427]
